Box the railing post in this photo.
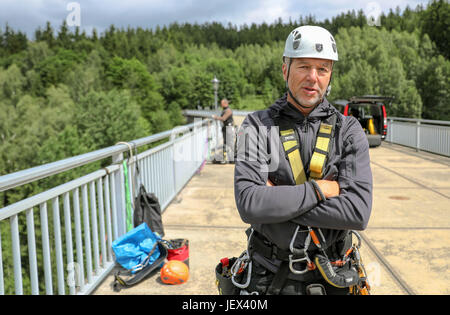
[416,120,421,152]
[112,153,126,237]
[0,224,4,295]
[10,214,22,295]
[389,118,394,144]
[170,129,178,194]
[215,120,221,161]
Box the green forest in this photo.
[1,1,449,182]
[0,0,449,294]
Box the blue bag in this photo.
[112,223,162,273]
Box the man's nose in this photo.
[305,68,319,82]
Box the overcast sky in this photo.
[0,0,431,39]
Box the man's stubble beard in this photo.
[293,88,324,108]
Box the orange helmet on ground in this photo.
[160,260,189,285]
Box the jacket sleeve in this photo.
[290,116,373,231]
[234,114,320,225]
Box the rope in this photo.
[116,141,137,232]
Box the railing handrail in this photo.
[0,120,209,193]
[184,110,450,126]
[388,117,450,126]
[183,109,254,118]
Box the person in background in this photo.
[212,99,235,163]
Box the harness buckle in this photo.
[288,254,311,274]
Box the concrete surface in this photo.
[93,142,450,295]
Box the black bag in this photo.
[215,257,241,295]
[113,240,168,292]
[133,184,165,237]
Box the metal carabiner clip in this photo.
[350,230,362,249]
[231,257,252,289]
[288,226,312,274]
[230,228,255,289]
[288,254,310,274]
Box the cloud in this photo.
[0,0,431,38]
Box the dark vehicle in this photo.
[334,95,392,147]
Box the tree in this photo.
[57,20,72,49]
[41,21,55,48]
[1,23,27,54]
[205,58,246,104]
[158,66,193,109]
[64,49,103,102]
[0,63,26,104]
[34,48,85,93]
[421,0,450,59]
[418,55,450,120]
[105,56,166,125]
[74,89,148,151]
[331,26,423,118]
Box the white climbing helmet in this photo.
[283,25,338,61]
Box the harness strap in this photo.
[280,129,306,184]
[310,115,337,180]
[266,261,290,295]
[249,230,295,261]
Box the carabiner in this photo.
[288,226,312,274]
[230,228,255,289]
[231,251,252,289]
[288,254,311,274]
[350,230,362,249]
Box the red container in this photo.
[167,239,189,267]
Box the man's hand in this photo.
[315,180,340,199]
[266,179,274,186]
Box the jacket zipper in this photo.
[297,119,312,175]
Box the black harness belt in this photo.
[248,230,322,286]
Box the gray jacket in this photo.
[234,94,373,274]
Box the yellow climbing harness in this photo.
[278,114,371,295]
[279,118,335,184]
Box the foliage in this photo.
[0,0,448,294]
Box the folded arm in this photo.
[234,115,321,224]
[290,118,373,231]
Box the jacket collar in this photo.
[269,93,336,123]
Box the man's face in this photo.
[221,100,228,108]
[282,58,333,108]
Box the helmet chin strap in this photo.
[285,58,333,109]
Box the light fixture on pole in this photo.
[211,76,220,111]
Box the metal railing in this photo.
[184,110,450,157]
[184,109,253,119]
[387,117,450,157]
[0,118,218,295]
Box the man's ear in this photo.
[282,62,287,81]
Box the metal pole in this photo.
[416,120,421,152]
[389,118,393,144]
[214,88,218,111]
[211,76,221,159]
